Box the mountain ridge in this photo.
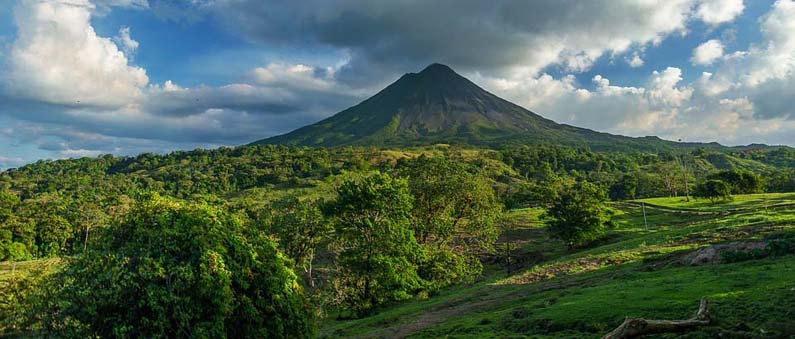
[252,64,754,152]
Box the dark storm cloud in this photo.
[206,0,696,84]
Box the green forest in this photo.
[3,143,795,337]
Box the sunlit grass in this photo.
[322,192,795,338]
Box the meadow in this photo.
[321,193,795,338]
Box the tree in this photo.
[708,170,763,194]
[326,172,423,315]
[0,189,31,261]
[547,181,613,248]
[693,179,732,203]
[398,156,501,289]
[39,194,315,338]
[271,195,331,287]
[657,162,683,197]
[609,174,638,201]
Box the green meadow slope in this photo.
[322,193,795,338]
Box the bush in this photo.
[693,179,732,203]
[35,194,315,338]
[708,170,763,194]
[546,182,613,248]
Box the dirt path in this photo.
[359,275,605,338]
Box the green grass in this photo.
[637,192,795,212]
[323,193,795,338]
[6,193,795,337]
[0,258,60,283]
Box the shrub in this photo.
[693,179,732,203]
[546,182,614,248]
[36,194,315,338]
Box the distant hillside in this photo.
[253,64,739,152]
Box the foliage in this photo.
[546,181,613,248]
[693,179,733,203]
[707,170,763,194]
[609,174,637,201]
[397,156,502,289]
[270,195,332,286]
[326,172,423,315]
[722,237,795,264]
[33,195,315,338]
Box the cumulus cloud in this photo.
[695,0,745,26]
[206,0,708,83]
[691,39,725,66]
[477,1,795,145]
[627,53,645,68]
[5,0,148,107]
[113,26,139,56]
[4,0,795,165]
[0,0,363,160]
[740,0,795,87]
[252,63,342,92]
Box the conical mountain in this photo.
[253,63,714,151]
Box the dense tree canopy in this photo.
[39,195,315,338]
[270,195,331,287]
[707,170,763,194]
[326,172,423,315]
[398,156,502,289]
[3,142,795,336]
[694,179,733,203]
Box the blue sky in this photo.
[2,0,795,168]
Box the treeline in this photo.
[1,156,501,336]
[2,144,793,261]
[3,143,795,337]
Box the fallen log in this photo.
[603,298,710,339]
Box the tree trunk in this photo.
[307,260,315,288]
[603,299,710,339]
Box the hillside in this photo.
[4,142,795,337]
[322,194,795,337]
[254,64,729,152]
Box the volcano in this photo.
[252,63,715,151]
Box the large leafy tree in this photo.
[41,194,315,338]
[694,179,732,203]
[398,156,501,288]
[271,195,331,287]
[0,189,30,260]
[708,170,763,194]
[326,172,423,315]
[547,181,614,248]
[609,174,638,201]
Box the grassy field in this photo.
[323,193,795,338]
[4,194,795,338]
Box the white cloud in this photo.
[740,0,795,87]
[695,71,733,96]
[6,0,795,162]
[695,0,745,25]
[252,63,339,92]
[627,53,645,68]
[647,67,694,107]
[0,1,363,159]
[212,0,708,79]
[5,0,148,107]
[113,26,139,56]
[0,155,27,169]
[691,39,724,65]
